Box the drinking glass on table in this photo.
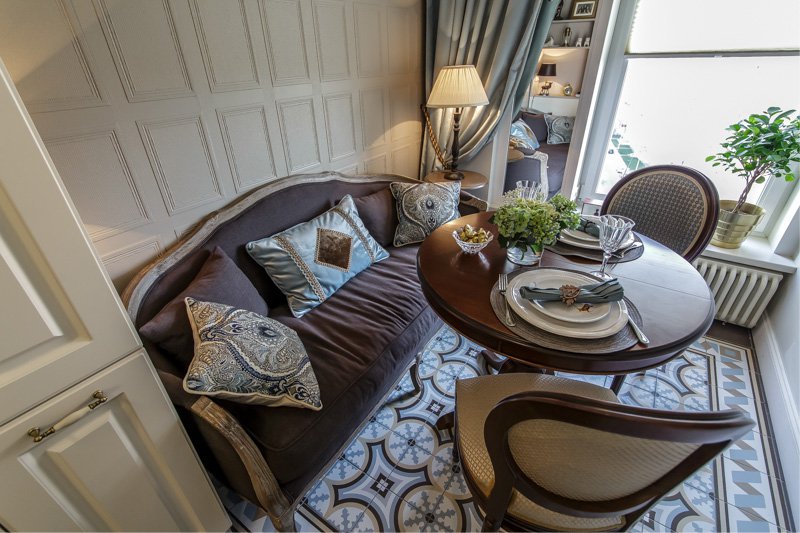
[514,180,547,201]
[592,215,635,280]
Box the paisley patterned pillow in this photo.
[544,114,574,145]
[391,181,461,246]
[183,298,322,410]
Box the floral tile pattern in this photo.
[218,326,794,532]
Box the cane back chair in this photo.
[454,373,753,531]
[601,165,720,262]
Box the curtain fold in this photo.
[421,0,558,176]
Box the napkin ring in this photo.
[559,284,581,306]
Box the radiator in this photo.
[692,257,783,328]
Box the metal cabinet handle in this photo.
[27,390,108,443]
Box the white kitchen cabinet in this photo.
[0,59,229,531]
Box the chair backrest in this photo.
[483,392,753,530]
[601,165,719,261]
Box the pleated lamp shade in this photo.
[426,65,489,108]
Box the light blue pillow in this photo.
[246,195,389,317]
[510,119,540,154]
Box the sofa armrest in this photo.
[459,190,488,214]
[158,370,294,529]
[503,151,550,195]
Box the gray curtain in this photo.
[421,0,558,175]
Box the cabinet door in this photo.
[0,351,230,532]
[0,60,140,424]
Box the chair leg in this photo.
[273,509,296,532]
[610,374,626,394]
[386,356,422,404]
[436,411,455,430]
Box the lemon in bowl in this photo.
[452,224,493,254]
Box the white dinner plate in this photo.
[557,231,635,251]
[513,270,611,324]
[561,227,599,243]
[505,270,628,338]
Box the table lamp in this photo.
[537,63,557,96]
[426,65,489,180]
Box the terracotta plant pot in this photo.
[710,200,765,249]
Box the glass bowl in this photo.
[452,229,493,254]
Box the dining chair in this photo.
[600,164,719,262]
[453,373,753,532]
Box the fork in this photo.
[498,273,516,326]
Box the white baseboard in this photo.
[752,315,800,526]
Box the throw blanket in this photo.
[519,279,624,306]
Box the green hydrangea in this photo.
[490,198,561,253]
[548,193,581,230]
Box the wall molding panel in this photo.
[217,105,278,192]
[363,153,387,174]
[0,0,106,113]
[92,0,194,102]
[101,237,163,293]
[360,87,387,149]
[312,0,351,82]
[189,0,260,93]
[276,97,322,172]
[44,129,148,241]
[354,3,385,79]
[260,0,312,86]
[0,0,423,289]
[137,116,222,215]
[323,92,357,162]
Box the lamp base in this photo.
[443,170,464,180]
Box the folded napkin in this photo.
[519,279,624,306]
[578,217,600,238]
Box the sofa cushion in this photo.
[391,181,461,246]
[138,246,269,366]
[521,112,549,142]
[220,245,439,498]
[183,298,322,410]
[353,187,397,248]
[246,195,389,317]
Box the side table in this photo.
[424,170,488,191]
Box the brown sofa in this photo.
[122,172,486,531]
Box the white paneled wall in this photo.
[0,0,423,291]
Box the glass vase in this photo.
[506,246,542,266]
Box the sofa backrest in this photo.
[123,171,486,334]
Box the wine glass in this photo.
[591,215,635,279]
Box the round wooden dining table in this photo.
[417,211,716,393]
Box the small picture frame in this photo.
[570,0,597,19]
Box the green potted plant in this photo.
[706,107,800,248]
[490,194,579,265]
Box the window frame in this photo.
[577,1,800,238]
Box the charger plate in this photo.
[489,268,644,354]
[546,234,644,264]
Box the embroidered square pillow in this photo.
[246,194,389,317]
[391,181,461,247]
[544,114,575,145]
[183,298,322,410]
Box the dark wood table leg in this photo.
[610,375,626,394]
[436,411,454,431]
[480,349,505,371]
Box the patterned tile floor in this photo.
[217,325,795,532]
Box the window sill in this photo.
[701,237,797,274]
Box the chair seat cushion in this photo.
[220,245,439,498]
[456,374,625,531]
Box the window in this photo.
[580,0,800,236]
